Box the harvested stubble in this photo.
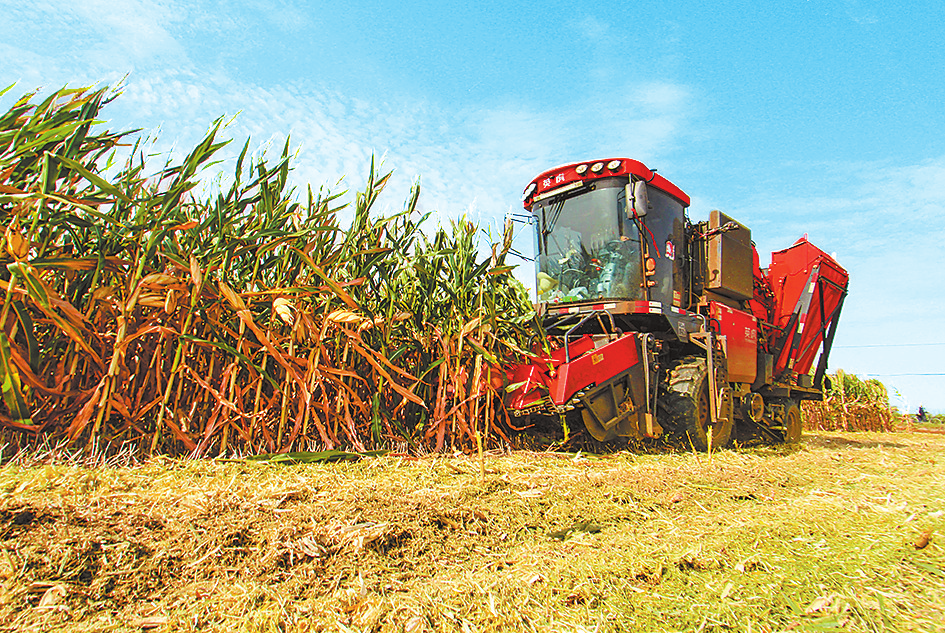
[0,84,541,456]
[1,430,943,632]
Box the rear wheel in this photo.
[659,356,733,451]
[782,400,802,443]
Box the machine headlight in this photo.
[591,162,604,173]
[575,164,588,175]
[607,160,622,170]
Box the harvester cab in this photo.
[507,159,848,449]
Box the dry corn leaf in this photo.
[273,297,294,325]
[358,315,385,332]
[91,286,115,302]
[189,254,203,289]
[136,615,168,629]
[37,584,67,608]
[327,309,362,324]
[141,273,178,286]
[459,316,483,338]
[218,281,247,312]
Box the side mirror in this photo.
[628,180,649,217]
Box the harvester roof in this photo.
[523,158,691,208]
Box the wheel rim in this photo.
[785,406,802,442]
[697,384,711,433]
[697,383,731,445]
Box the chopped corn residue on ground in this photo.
[1,431,943,632]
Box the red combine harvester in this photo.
[506,159,848,449]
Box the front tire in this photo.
[659,356,733,451]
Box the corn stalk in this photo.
[0,84,544,455]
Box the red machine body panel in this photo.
[549,335,640,405]
[505,335,594,409]
[767,237,849,376]
[748,244,775,324]
[709,301,758,383]
[505,334,641,409]
[524,158,691,207]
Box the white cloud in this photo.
[261,1,314,33]
[575,15,611,41]
[842,0,879,25]
[0,0,187,71]
[76,0,187,65]
[867,157,945,213]
[700,155,945,409]
[0,0,698,295]
[630,83,690,112]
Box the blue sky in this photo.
[3,0,944,413]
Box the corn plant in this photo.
[0,84,543,456]
[802,369,895,432]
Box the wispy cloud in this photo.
[258,0,314,33]
[2,0,942,410]
[1,0,187,71]
[76,0,187,65]
[842,0,879,25]
[1,0,699,268]
[712,156,945,331]
[575,15,612,41]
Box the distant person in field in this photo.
[917,405,926,422]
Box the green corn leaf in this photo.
[914,561,945,579]
[11,301,39,372]
[50,153,133,202]
[465,338,499,365]
[7,262,48,307]
[486,265,514,276]
[0,332,31,425]
[8,262,103,369]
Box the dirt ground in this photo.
[1,431,943,632]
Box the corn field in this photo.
[802,369,897,432]
[0,84,544,456]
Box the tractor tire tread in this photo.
[658,355,733,451]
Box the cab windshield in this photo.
[534,178,644,303]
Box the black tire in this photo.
[659,356,733,451]
[782,400,802,443]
